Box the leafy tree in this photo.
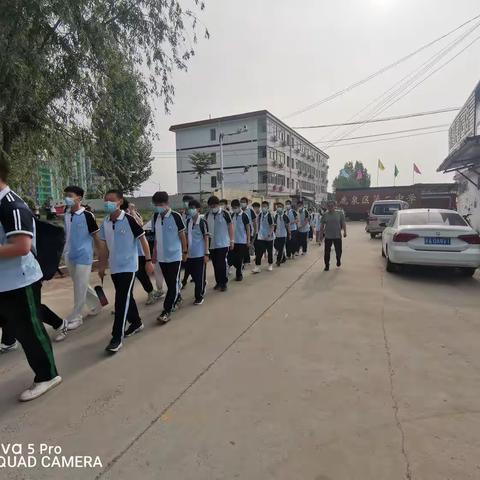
[333,161,371,190]
[0,0,208,187]
[189,152,214,203]
[90,56,153,194]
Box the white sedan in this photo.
[382,209,480,276]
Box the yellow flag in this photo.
[378,159,385,171]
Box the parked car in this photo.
[366,200,409,238]
[382,209,480,275]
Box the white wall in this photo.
[456,170,480,232]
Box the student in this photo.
[151,191,187,323]
[185,199,209,305]
[98,190,153,353]
[205,196,234,291]
[285,200,298,259]
[63,186,103,331]
[319,200,347,271]
[274,203,290,266]
[0,161,61,401]
[220,198,231,213]
[297,201,310,255]
[230,199,251,281]
[180,195,194,288]
[240,197,256,265]
[252,201,275,273]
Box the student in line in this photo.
[230,199,251,281]
[319,200,347,271]
[220,198,231,213]
[180,195,194,289]
[63,185,103,332]
[205,196,234,292]
[297,200,310,255]
[252,201,275,273]
[240,196,256,265]
[151,191,187,324]
[185,199,209,305]
[98,190,154,353]
[0,161,61,401]
[285,200,298,259]
[274,202,290,266]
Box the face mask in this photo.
[183,201,189,208]
[277,208,283,215]
[64,197,75,207]
[240,202,247,209]
[233,207,240,214]
[154,206,166,214]
[262,207,268,213]
[286,204,291,210]
[211,207,219,214]
[104,201,117,213]
[188,208,197,217]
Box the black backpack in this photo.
[34,219,66,281]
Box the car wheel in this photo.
[370,233,376,239]
[461,267,476,277]
[385,248,397,273]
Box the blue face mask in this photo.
[104,201,117,213]
[188,208,197,217]
[210,207,219,214]
[277,208,284,215]
[262,207,268,214]
[64,197,75,207]
[154,206,166,214]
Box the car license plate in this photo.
[424,237,451,245]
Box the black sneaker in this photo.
[105,339,123,353]
[276,261,281,267]
[194,298,204,305]
[124,323,144,337]
[324,265,330,271]
[337,260,341,267]
[157,311,171,325]
[220,284,228,292]
[213,284,220,290]
[235,275,243,281]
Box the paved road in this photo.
[1,222,480,480]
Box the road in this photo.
[1,222,480,480]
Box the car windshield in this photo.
[399,211,467,226]
[372,203,401,215]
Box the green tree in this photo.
[333,161,371,190]
[189,152,214,204]
[0,0,208,186]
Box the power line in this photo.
[293,107,459,129]
[285,12,480,118]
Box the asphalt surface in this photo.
[1,222,479,480]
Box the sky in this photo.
[140,0,480,196]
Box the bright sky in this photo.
[141,0,480,196]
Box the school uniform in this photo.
[64,207,101,322]
[136,239,154,294]
[297,208,310,253]
[99,211,145,343]
[186,215,209,302]
[153,209,185,313]
[0,187,58,382]
[274,212,290,265]
[205,209,232,288]
[255,211,275,266]
[231,211,250,279]
[241,207,256,264]
[286,208,298,258]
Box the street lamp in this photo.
[219,125,248,199]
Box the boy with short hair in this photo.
[297,200,310,255]
[252,201,275,273]
[185,199,209,305]
[205,196,234,291]
[285,200,298,258]
[230,199,251,281]
[151,191,187,323]
[98,190,153,353]
[240,197,256,265]
[274,203,290,266]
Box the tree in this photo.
[333,161,371,190]
[0,0,208,187]
[189,152,214,204]
[90,55,153,194]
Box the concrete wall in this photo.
[455,170,480,232]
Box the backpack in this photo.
[34,219,66,281]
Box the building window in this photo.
[211,176,217,188]
[210,128,216,141]
[258,146,267,158]
[259,118,267,133]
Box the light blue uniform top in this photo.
[275,213,290,238]
[153,209,185,263]
[0,187,43,292]
[99,211,145,274]
[64,208,99,265]
[298,209,311,233]
[257,211,275,241]
[287,209,298,231]
[233,211,250,244]
[186,215,209,258]
[205,210,232,249]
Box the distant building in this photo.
[170,110,329,205]
[438,81,480,232]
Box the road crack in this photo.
[381,273,413,480]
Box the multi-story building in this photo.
[170,110,329,205]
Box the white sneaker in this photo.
[19,376,62,402]
[87,304,102,317]
[146,290,161,305]
[54,319,68,342]
[267,264,273,272]
[252,266,261,274]
[67,317,83,331]
[0,340,18,353]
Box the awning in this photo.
[437,136,480,173]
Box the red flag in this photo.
[413,163,421,174]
